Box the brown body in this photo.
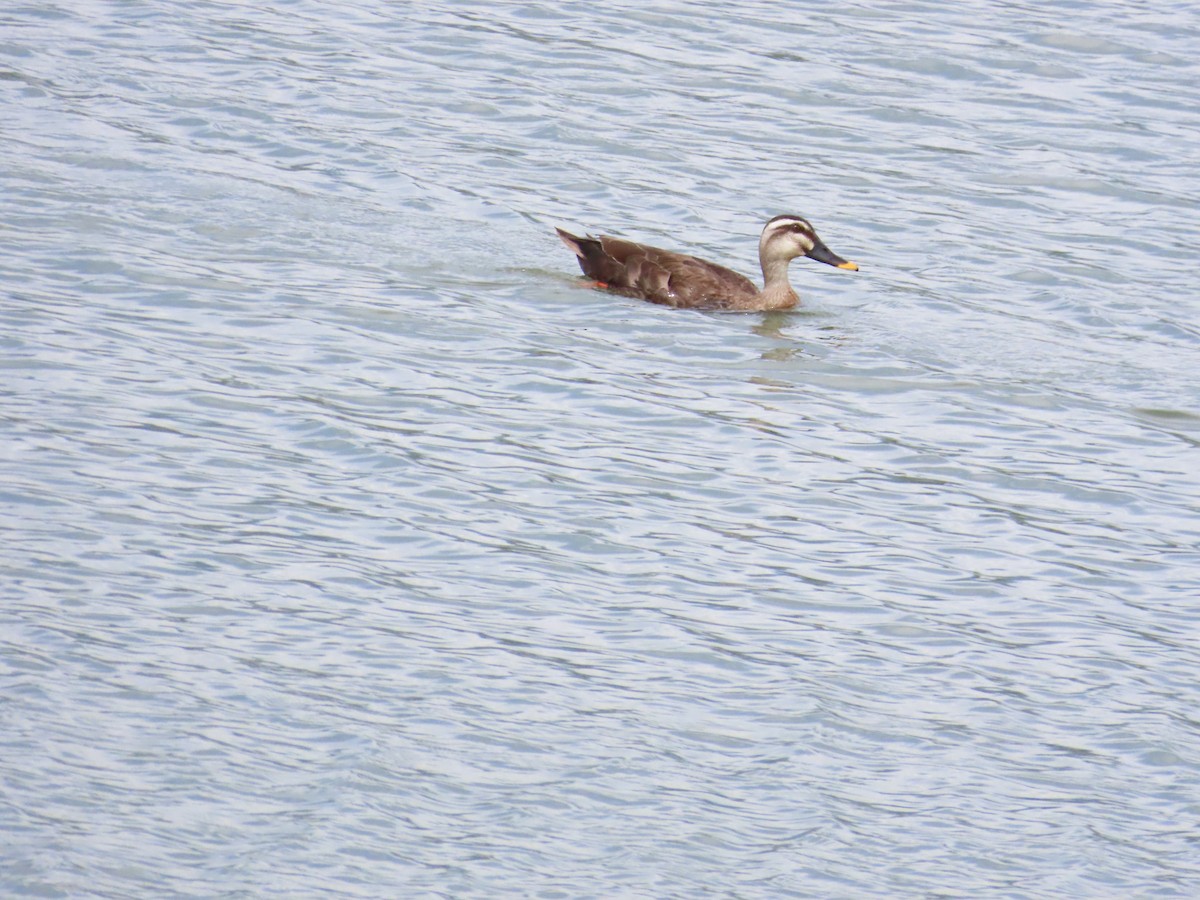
[556,215,858,312]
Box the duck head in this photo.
[759,214,859,272]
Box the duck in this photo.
[555,214,858,311]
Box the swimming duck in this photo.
[556,214,858,311]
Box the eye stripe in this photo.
[764,214,814,235]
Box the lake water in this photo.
[3,1,1200,896]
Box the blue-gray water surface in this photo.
[3,1,1200,897]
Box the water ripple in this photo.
[4,0,1200,897]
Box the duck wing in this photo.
[556,229,758,309]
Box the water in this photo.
[3,1,1200,896]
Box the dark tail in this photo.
[555,227,587,259]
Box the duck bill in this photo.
[806,238,859,271]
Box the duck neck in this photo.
[758,256,799,310]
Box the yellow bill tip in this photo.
[838,260,859,271]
